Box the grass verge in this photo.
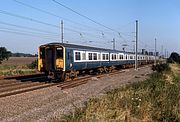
[52,64,180,122]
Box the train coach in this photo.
[38,43,156,81]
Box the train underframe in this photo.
[45,60,154,82]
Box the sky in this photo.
[0,0,180,55]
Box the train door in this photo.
[38,47,45,71]
[46,48,55,71]
[56,47,64,70]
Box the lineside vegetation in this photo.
[52,63,180,122]
[0,58,38,76]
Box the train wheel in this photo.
[69,70,78,80]
[108,66,115,72]
[103,67,108,73]
[97,68,104,74]
[55,72,66,82]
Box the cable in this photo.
[12,0,134,44]
[52,0,120,33]
[0,10,106,41]
[0,27,59,38]
[0,29,57,40]
[13,0,106,33]
[0,6,132,46]
[0,10,59,28]
[0,10,108,41]
[0,21,59,35]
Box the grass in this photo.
[0,61,38,76]
[52,64,180,122]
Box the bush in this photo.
[27,60,37,69]
[0,47,11,64]
[152,63,170,73]
[167,52,180,64]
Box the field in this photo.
[1,57,37,66]
[0,57,38,76]
[55,64,180,122]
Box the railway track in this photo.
[0,65,151,98]
[0,73,45,80]
[0,74,51,98]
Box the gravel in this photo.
[0,66,152,122]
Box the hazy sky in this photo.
[0,0,180,55]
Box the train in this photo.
[38,43,157,81]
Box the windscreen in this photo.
[56,47,63,58]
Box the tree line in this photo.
[0,46,180,64]
[0,47,37,64]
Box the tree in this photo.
[0,47,11,64]
[167,52,180,63]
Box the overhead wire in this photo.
[13,0,106,33]
[0,9,109,42]
[138,40,154,52]
[13,0,133,45]
[0,0,135,51]
[0,21,59,35]
[0,10,87,36]
[0,27,59,38]
[0,29,57,40]
[0,10,59,28]
[13,0,135,39]
[52,0,120,33]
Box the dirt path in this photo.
[0,66,152,122]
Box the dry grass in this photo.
[53,64,180,122]
[1,57,37,66]
[0,57,38,76]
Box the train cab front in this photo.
[38,44,65,81]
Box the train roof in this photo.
[41,42,131,53]
[40,42,148,55]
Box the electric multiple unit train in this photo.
[38,43,157,81]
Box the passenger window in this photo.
[98,54,101,60]
[111,54,113,60]
[102,54,106,60]
[88,53,92,60]
[114,55,116,60]
[93,53,97,60]
[56,47,63,58]
[40,48,45,59]
[121,55,123,59]
[75,52,81,60]
[82,53,86,60]
[106,54,109,60]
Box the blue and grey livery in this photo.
[38,43,156,81]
